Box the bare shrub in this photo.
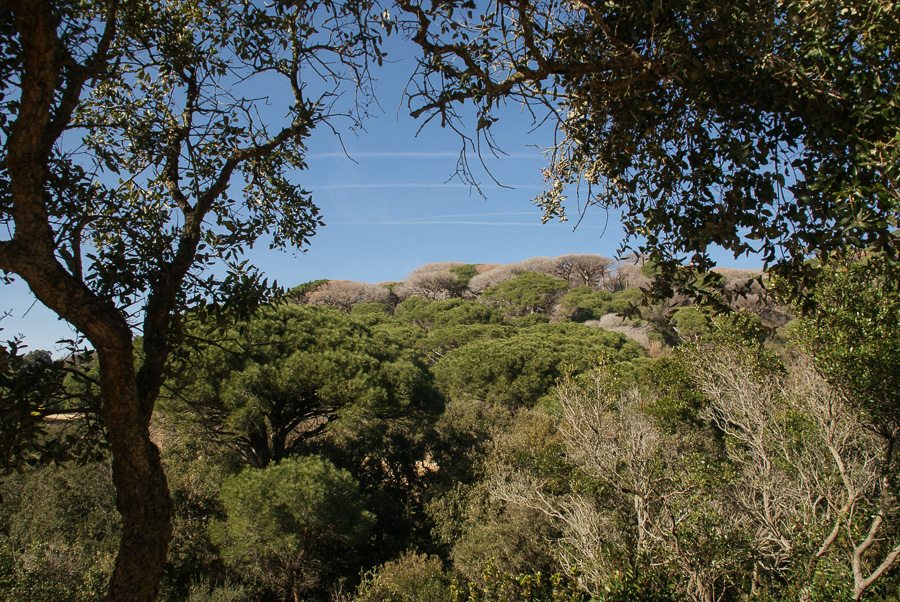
[393,262,467,301]
[468,263,529,293]
[410,261,468,273]
[492,372,743,601]
[516,256,557,274]
[475,263,501,273]
[470,255,616,293]
[591,314,654,348]
[609,256,652,291]
[687,346,898,601]
[491,346,899,601]
[711,267,762,289]
[305,280,391,312]
[476,255,617,290]
[546,254,616,288]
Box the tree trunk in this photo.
[98,347,173,601]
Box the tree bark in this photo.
[1,2,173,599]
[99,346,173,601]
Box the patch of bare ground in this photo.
[586,314,655,347]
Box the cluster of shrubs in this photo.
[2,255,824,602]
[292,255,785,349]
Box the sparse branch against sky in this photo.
[1,36,757,352]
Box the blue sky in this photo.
[2,39,757,353]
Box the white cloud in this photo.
[329,212,575,227]
[409,211,537,219]
[306,150,545,161]
[311,182,542,190]
[334,220,546,226]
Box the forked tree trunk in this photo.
[97,347,173,601]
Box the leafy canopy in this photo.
[212,456,375,599]
[1,0,385,596]
[791,255,900,431]
[433,322,645,408]
[399,0,900,297]
[163,303,439,468]
[481,272,569,317]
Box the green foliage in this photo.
[792,256,900,428]
[1,0,370,321]
[426,399,514,494]
[559,287,613,322]
[670,306,709,340]
[492,409,574,495]
[675,327,900,599]
[640,260,663,280]
[424,403,560,581]
[608,288,646,315]
[402,0,900,298]
[0,462,120,601]
[0,341,104,472]
[211,456,375,600]
[350,302,394,319]
[444,485,560,582]
[433,322,644,409]
[506,313,551,327]
[450,562,587,602]
[421,324,511,364]
[439,410,566,581]
[158,437,244,601]
[639,356,709,428]
[394,296,433,326]
[12,257,900,601]
[354,552,452,602]
[448,264,480,289]
[286,279,330,300]
[346,306,428,350]
[481,273,569,317]
[168,305,439,578]
[163,303,439,467]
[312,387,442,574]
[181,579,256,602]
[395,297,503,330]
[593,567,687,602]
[2,0,387,593]
[540,359,758,599]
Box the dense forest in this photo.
[2,253,898,601]
[3,0,899,600]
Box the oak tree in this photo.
[398,0,900,298]
[0,0,382,598]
